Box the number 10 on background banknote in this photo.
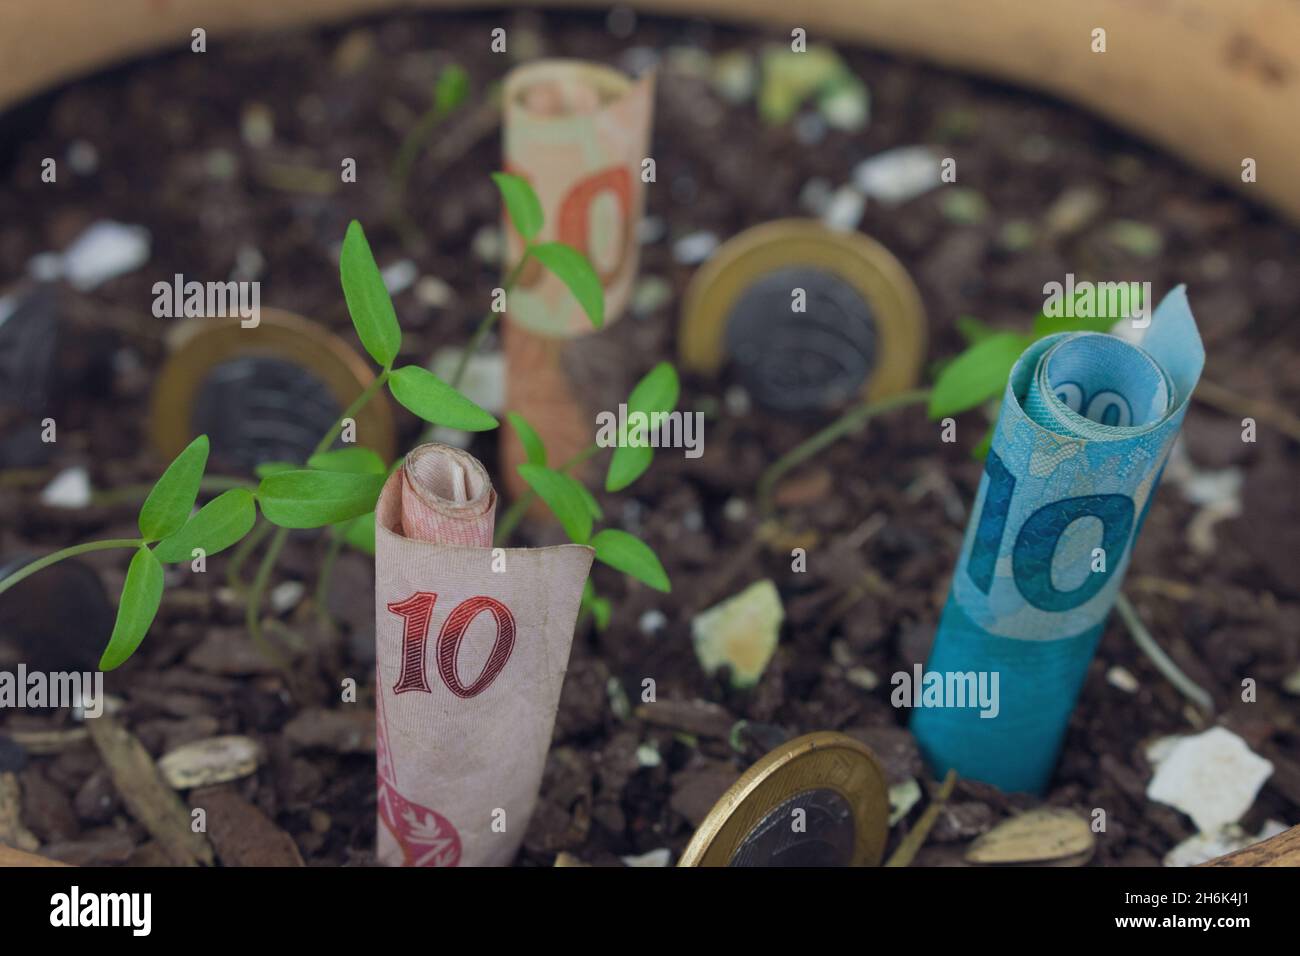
[912,287,1205,794]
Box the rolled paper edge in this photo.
[392,442,496,546]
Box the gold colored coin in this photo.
[678,731,889,867]
[149,308,396,473]
[679,220,926,410]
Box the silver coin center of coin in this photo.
[728,787,856,867]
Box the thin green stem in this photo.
[226,516,272,592]
[244,368,389,668]
[493,443,600,546]
[311,369,390,460]
[315,520,352,623]
[1116,592,1214,715]
[448,253,530,391]
[0,539,142,597]
[245,526,290,670]
[757,389,932,516]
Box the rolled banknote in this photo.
[374,443,593,865]
[500,58,655,502]
[502,58,655,337]
[911,287,1204,794]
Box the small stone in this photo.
[637,216,666,245]
[381,259,417,296]
[889,778,921,825]
[205,149,239,182]
[682,509,704,533]
[853,147,941,205]
[1043,185,1105,237]
[798,177,834,216]
[241,102,274,148]
[40,467,91,508]
[966,808,1094,865]
[846,667,879,691]
[606,676,632,721]
[792,111,828,146]
[631,276,673,317]
[471,226,502,265]
[414,276,455,308]
[723,497,749,523]
[940,188,990,225]
[723,385,752,417]
[59,221,150,291]
[1146,726,1273,833]
[691,580,784,688]
[430,349,505,414]
[1106,220,1164,258]
[818,78,869,132]
[622,847,672,867]
[998,219,1037,251]
[635,743,661,768]
[158,736,261,790]
[1106,665,1139,693]
[672,231,718,265]
[231,244,265,282]
[67,140,99,175]
[269,580,305,614]
[1164,820,1288,867]
[711,50,757,104]
[638,610,667,636]
[1283,668,1300,696]
[821,185,866,232]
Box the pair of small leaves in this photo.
[342,220,499,431]
[607,362,680,492]
[105,435,256,671]
[491,172,604,330]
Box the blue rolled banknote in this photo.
[911,286,1204,793]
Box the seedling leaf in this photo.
[99,546,164,670]
[591,528,670,593]
[138,435,209,541]
[257,470,386,529]
[341,220,402,368]
[530,241,604,329]
[517,464,593,543]
[387,365,499,431]
[491,172,544,242]
[154,489,257,563]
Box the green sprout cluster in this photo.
[0,173,672,671]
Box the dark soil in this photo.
[1,9,1298,867]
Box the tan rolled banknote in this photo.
[500,59,655,502]
[502,58,655,337]
[374,443,593,866]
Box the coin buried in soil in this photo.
[679,220,925,412]
[149,309,396,474]
[678,731,889,867]
[0,554,112,673]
